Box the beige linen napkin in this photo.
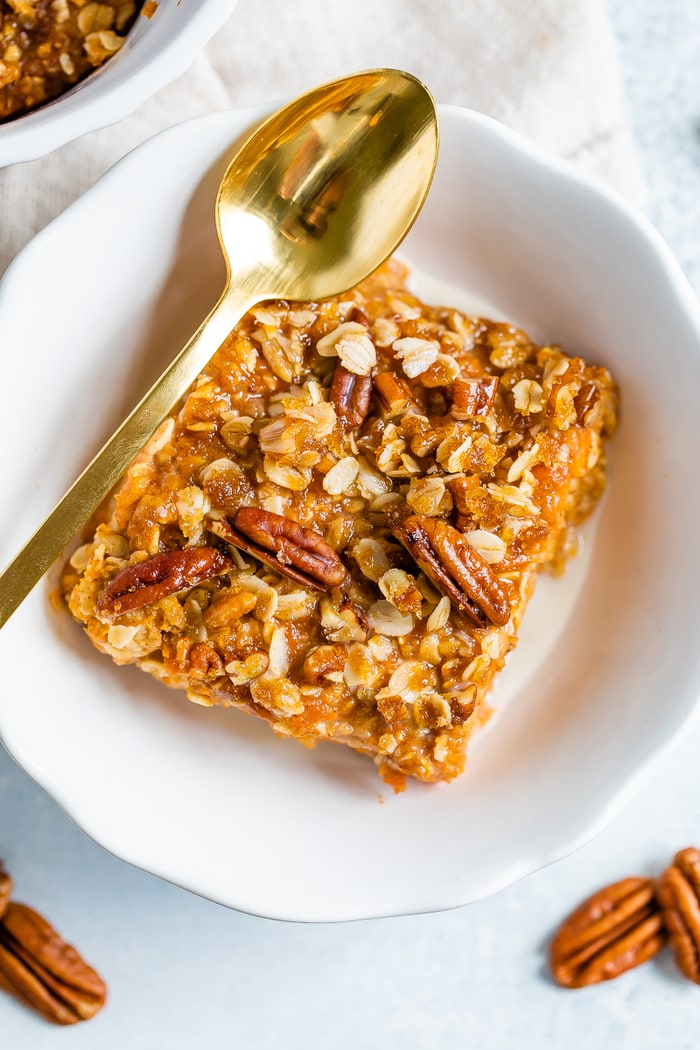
[0,0,644,276]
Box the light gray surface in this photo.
[611,0,700,288]
[1,1,699,1046]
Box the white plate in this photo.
[2,104,700,921]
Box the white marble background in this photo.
[1,1,699,1046]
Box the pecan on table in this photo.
[550,877,666,988]
[0,902,106,1025]
[657,847,700,984]
[211,508,347,590]
[96,547,233,617]
[0,866,11,920]
[389,512,510,627]
[330,360,373,428]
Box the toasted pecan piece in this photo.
[550,877,666,988]
[374,371,414,416]
[451,376,499,417]
[330,360,373,428]
[96,547,232,617]
[211,508,347,590]
[657,847,700,984]
[0,867,11,921]
[389,512,510,627]
[0,902,106,1025]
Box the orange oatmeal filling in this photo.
[0,0,142,121]
[61,260,617,790]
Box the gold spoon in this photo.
[0,69,438,629]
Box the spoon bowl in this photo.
[0,69,438,629]
[218,69,439,303]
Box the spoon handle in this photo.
[0,286,255,630]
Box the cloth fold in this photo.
[0,0,644,276]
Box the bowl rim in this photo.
[2,102,700,921]
[0,0,240,167]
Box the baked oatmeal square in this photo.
[61,259,616,790]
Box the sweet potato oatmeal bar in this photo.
[61,260,617,790]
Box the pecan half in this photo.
[657,847,700,984]
[550,877,666,988]
[574,381,600,424]
[0,866,11,920]
[0,902,106,1025]
[330,360,373,428]
[96,547,232,617]
[451,376,499,417]
[374,371,414,416]
[389,513,510,627]
[211,508,347,590]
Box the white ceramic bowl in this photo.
[1,103,700,922]
[0,0,238,167]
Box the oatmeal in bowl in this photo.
[0,0,239,165]
[0,0,144,122]
[61,258,616,791]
